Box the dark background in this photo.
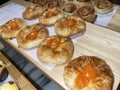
[0,0,9,5]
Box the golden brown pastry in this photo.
[74,6,97,23]
[0,18,26,39]
[37,35,74,64]
[39,7,64,25]
[65,0,75,2]
[92,0,113,14]
[0,81,19,90]
[28,0,47,6]
[75,0,92,8]
[54,16,86,37]
[0,60,9,82]
[22,4,46,20]
[64,56,114,90]
[17,23,49,49]
[47,0,64,8]
[62,2,77,16]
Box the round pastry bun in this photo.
[75,0,92,8]
[0,18,26,39]
[62,2,77,16]
[22,4,46,20]
[0,60,9,82]
[64,56,114,90]
[93,0,113,14]
[47,0,64,9]
[37,35,74,64]
[39,7,64,25]
[17,23,49,49]
[74,6,97,23]
[0,81,19,90]
[54,15,86,37]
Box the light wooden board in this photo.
[108,6,120,32]
[3,21,120,90]
[0,0,120,90]
[0,52,37,90]
[51,22,120,90]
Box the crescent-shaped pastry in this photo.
[17,23,49,49]
[93,0,113,14]
[0,18,26,39]
[64,56,114,90]
[37,35,74,64]
[22,4,46,20]
[74,6,97,23]
[39,7,64,25]
[54,16,86,37]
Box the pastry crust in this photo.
[62,2,77,16]
[17,23,49,49]
[0,18,26,39]
[75,0,92,8]
[93,0,113,14]
[54,16,86,37]
[39,7,64,25]
[37,35,74,64]
[22,4,46,20]
[74,6,97,23]
[47,0,64,8]
[64,56,114,90]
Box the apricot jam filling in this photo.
[64,18,77,27]
[26,31,39,40]
[46,38,60,50]
[9,21,19,29]
[75,65,97,89]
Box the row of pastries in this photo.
[26,0,114,22]
[0,4,86,64]
[0,0,114,89]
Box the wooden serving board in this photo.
[0,52,37,90]
[0,0,120,90]
[108,6,120,32]
[51,22,120,90]
[75,22,120,90]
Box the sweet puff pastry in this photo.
[37,35,74,64]
[39,7,64,26]
[74,6,97,23]
[22,4,47,20]
[64,56,114,90]
[17,23,49,49]
[62,1,77,16]
[54,15,86,37]
[0,18,26,39]
[75,0,92,8]
[92,0,114,14]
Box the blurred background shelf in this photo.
[0,52,37,90]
